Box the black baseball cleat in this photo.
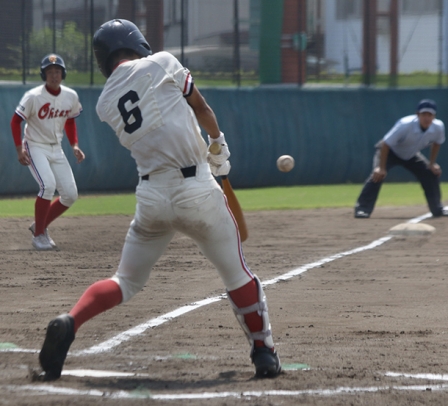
[39,314,75,381]
[354,210,370,219]
[431,207,448,217]
[251,347,282,378]
[438,207,448,216]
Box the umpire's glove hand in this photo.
[207,132,230,166]
[210,160,231,177]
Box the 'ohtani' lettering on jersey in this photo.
[37,103,71,119]
[16,84,82,145]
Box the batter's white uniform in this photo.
[15,85,82,205]
[96,52,253,302]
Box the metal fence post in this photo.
[233,0,241,86]
[90,0,94,85]
[21,0,26,84]
[52,0,56,53]
[181,0,185,66]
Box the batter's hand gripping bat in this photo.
[209,142,248,242]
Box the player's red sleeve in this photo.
[64,118,79,146]
[11,113,24,147]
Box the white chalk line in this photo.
[5,382,448,400]
[406,212,432,224]
[6,370,446,400]
[77,235,396,355]
[385,371,448,381]
[61,369,149,378]
[59,369,448,381]
[76,295,225,355]
[1,235,394,357]
[76,208,434,354]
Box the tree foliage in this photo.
[29,22,89,72]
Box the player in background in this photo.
[11,54,85,250]
[354,99,447,219]
[38,19,281,381]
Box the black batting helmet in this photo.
[40,54,67,81]
[93,19,152,78]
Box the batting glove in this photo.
[208,132,230,166]
[210,160,231,177]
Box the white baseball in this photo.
[276,155,295,173]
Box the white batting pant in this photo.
[25,140,78,206]
[111,163,254,303]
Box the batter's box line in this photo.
[5,382,448,401]
[385,371,448,381]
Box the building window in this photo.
[164,0,182,25]
[336,0,440,21]
[401,0,440,15]
[336,0,361,20]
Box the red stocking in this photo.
[70,279,123,333]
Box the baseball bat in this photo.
[209,142,248,242]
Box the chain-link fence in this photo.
[1,0,447,87]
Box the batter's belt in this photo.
[141,165,196,181]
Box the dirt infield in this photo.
[2,205,448,405]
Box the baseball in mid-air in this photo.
[276,155,295,172]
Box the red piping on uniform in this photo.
[222,193,253,280]
[183,73,192,95]
[24,141,46,198]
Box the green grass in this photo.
[0,182,446,218]
[0,193,136,217]
[236,183,448,210]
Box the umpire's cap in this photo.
[93,19,152,78]
[417,99,437,115]
[40,54,66,81]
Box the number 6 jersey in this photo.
[96,51,208,176]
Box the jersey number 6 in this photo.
[118,90,143,134]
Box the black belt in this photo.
[141,165,196,181]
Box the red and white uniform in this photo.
[15,85,82,205]
[96,52,253,302]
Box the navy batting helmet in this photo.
[40,54,67,81]
[93,19,152,78]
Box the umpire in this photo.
[355,99,448,218]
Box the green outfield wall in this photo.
[1,84,448,195]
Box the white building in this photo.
[324,0,448,75]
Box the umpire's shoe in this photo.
[433,206,448,217]
[39,314,75,381]
[251,347,282,378]
[354,210,370,219]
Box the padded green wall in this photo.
[1,85,447,195]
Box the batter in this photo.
[39,19,281,380]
